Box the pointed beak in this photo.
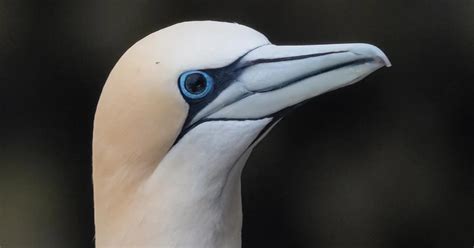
[192,43,391,123]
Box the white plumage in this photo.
[93,21,390,247]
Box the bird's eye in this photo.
[179,71,214,100]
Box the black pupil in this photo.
[185,73,207,94]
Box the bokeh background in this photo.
[0,0,473,247]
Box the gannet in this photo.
[92,21,391,248]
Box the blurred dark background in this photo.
[0,0,473,247]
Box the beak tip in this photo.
[351,43,392,68]
[378,52,392,68]
[377,53,392,68]
[369,44,392,68]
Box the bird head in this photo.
[93,20,391,187]
[93,21,390,176]
[92,20,391,246]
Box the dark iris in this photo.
[184,73,207,94]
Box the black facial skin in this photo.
[179,45,269,127]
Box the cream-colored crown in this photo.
[92,22,269,241]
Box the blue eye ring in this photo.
[179,71,214,100]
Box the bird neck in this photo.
[93,118,271,248]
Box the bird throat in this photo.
[94,118,272,247]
